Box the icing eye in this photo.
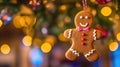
[80,16,83,19]
[85,16,89,19]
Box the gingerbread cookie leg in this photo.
[65,47,79,61]
[83,49,99,62]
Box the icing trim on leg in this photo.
[84,49,96,58]
[70,48,79,56]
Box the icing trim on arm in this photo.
[93,29,96,40]
[68,29,72,38]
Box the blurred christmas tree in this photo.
[0,0,120,45]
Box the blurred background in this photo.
[0,0,120,67]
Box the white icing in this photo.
[85,16,88,19]
[80,16,83,19]
[70,48,79,56]
[68,29,72,38]
[93,29,96,40]
[84,49,96,58]
[80,23,88,27]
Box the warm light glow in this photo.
[115,14,120,19]
[41,42,52,53]
[29,1,32,4]
[45,36,56,46]
[92,10,97,16]
[19,17,26,27]
[117,33,120,41]
[75,2,81,8]
[60,5,67,11]
[58,33,68,42]
[33,38,42,45]
[43,0,48,4]
[90,0,96,3]
[64,16,71,23]
[0,44,10,54]
[109,17,113,21]
[0,20,3,27]
[13,15,23,28]
[58,22,64,28]
[22,35,32,46]
[109,42,118,51]
[101,6,112,16]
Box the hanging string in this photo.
[82,0,87,10]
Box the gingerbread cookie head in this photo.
[74,11,93,28]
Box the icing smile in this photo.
[80,23,88,27]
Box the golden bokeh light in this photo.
[22,35,32,46]
[41,42,52,53]
[60,5,67,11]
[101,6,112,16]
[92,9,97,16]
[45,36,56,46]
[58,22,64,28]
[115,14,120,20]
[109,42,118,51]
[0,20,3,27]
[19,17,26,27]
[117,33,120,41]
[0,44,10,55]
[75,2,81,8]
[90,0,96,3]
[13,15,23,28]
[58,33,68,42]
[33,38,42,46]
[109,17,113,21]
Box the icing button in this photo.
[81,38,84,41]
[81,42,85,45]
[82,33,85,36]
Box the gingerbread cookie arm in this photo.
[64,29,73,39]
[96,29,102,39]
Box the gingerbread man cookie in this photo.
[64,10,102,62]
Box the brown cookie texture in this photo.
[64,10,102,62]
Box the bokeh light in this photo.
[33,38,42,45]
[0,44,10,55]
[0,20,3,27]
[58,33,68,42]
[60,5,67,11]
[115,14,120,20]
[41,27,48,35]
[22,35,32,46]
[75,2,81,8]
[2,15,12,24]
[117,33,120,41]
[41,42,52,53]
[29,48,43,65]
[109,42,118,51]
[92,9,97,16]
[13,15,23,28]
[101,6,112,16]
[44,36,56,46]
[90,0,96,3]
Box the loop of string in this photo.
[82,0,87,10]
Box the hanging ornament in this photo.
[45,2,56,13]
[96,0,111,5]
[28,0,41,10]
[63,0,105,62]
